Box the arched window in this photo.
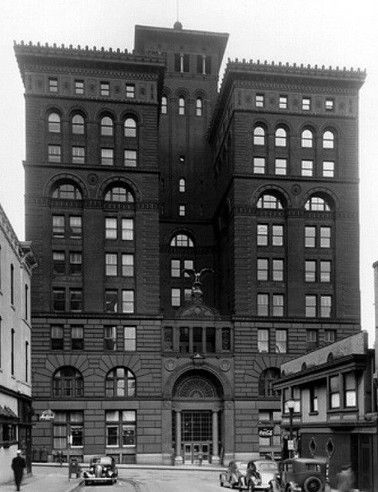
[124,117,137,138]
[323,130,335,149]
[253,126,265,145]
[48,112,61,133]
[179,97,185,115]
[179,178,186,192]
[105,367,135,397]
[258,368,280,397]
[101,116,114,136]
[275,127,287,147]
[52,183,82,200]
[53,366,83,397]
[72,114,85,135]
[257,193,283,209]
[104,185,135,203]
[161,96,168,114]
[170,234,194,247]
[301,129,313,148]
[196,97,203,116]
[305,196,331,211]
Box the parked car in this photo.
[220,461,249,489]
[83,456,118,485]
[245,459,279,491]
[271,457,328,492]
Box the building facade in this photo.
[14,22,365,465]
[275,331,378,491]
[0,203,36,483]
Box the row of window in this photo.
[48,145,138,167]
[173,53,212,75]
[52,410,136,450]
[48,113,138,137]
[52,214,134,241]
[256,293,332,318]
[48,77,136,99]
[52,288,134,313]
[253,157,335,178]
[161,95,204,116]
[253,127,336,149]
[257,328,335,354]
[254,93,335,112]
[256,259,332,283]
[51,325,136,351]
[163,326,231,353]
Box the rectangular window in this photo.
[293,387,301,413]
[184,289,192,302]
[272,225,284,246]
[122,290,134,313]
[301,160,313,177]
[69,216,82,238]
[100,81,110,96]
[171,288,181,307]
[51,325,64,350]
[206,327,216,353]
[48,145,61,163]
[305,260,316,282]
[302,97,311,110]
[305,226,316,248]
[344,373,356,407]
[105,290,118,312]
[310,386,318,413]
[324,329,336,343]
[257,293,269,316]
[53,412,84,449]
[320,295,332,318]
[255,94,264,107]
[122,219,134,241]
[325,98,334,111]
[306,329,318,344]
[124,326,136,351]
[305,295,316,317]
[272,294,284,316]
[71,326,84,350]
[10,265,14,305]
[275,158,287,175]
[106,253,117,276]
[179,205,186,216]
[53,288,65,311]
[106,410,136,447]
[72,146,85,164]
[164,326,173,351]
[323,161,335,177]
[257,259,269,281]
[320,261,331,282]
[126,84,135,98]
[257,329,269,352]
[257,224,268,246]
[179,327,189,353]
[121,254,134,277]
[320,227,331,248]
[69,252,82,274]
[272,259,284,281]
[105,218,117,239]
[53,251,65,274]
[253,157,265,174]
[171,259,180,277]
[70,289,82,312]
[49,77,58,92]
[330,375,340,409]
[276,329,287,353]
[101,148,114,166]
[124,149,137,167]
[192,327,203,353]
[104,326,117,351]
[279,95,288,109]
[75,80,84,94]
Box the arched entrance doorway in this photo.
[171,369,223,465]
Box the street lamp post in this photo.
[286,398,296,458]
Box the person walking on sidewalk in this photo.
[11,449,26,491]
[336,463,355,492]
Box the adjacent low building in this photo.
[275,331,377,491]
[0,203,36,483]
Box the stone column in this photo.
[174,410,183,465]
[212,410,220,464]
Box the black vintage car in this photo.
[83,456,118,485]
[270,457,328,492]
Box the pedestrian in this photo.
[336,463,355,492]
[11,449,26,491]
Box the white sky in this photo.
[1,0,377,345]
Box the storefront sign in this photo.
[258,427,273,438]
[40,409,55,421]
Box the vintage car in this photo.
[83,456,118,485]
[271,457,328,492]
[220,461,249,489]
[245,459,279,491]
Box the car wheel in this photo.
[303,476,323,492]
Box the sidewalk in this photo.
[0,466,82,492]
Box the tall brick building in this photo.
[14,21,365,464]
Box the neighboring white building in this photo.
[0,203,36,484]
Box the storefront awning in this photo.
[0,405,18,420]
